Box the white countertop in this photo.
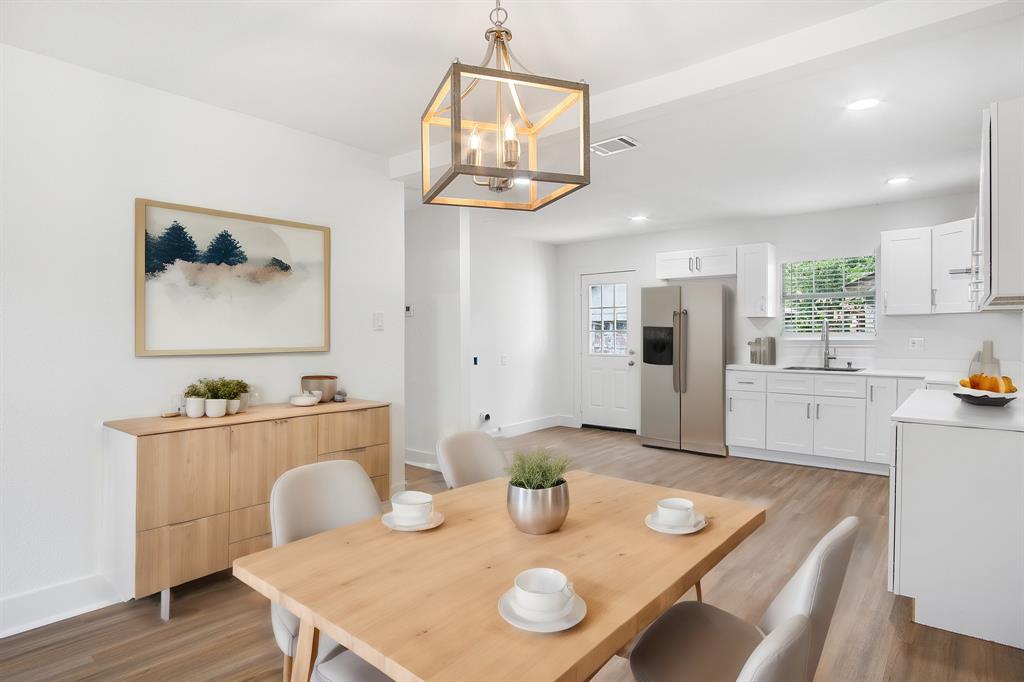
[891,389,1024,432]
[725,364,961,384]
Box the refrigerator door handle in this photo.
[678,309,688,393]
[672,310,681,393]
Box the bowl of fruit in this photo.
[955,373,1018,406]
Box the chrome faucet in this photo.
[821,319,837,369]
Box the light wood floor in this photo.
[2,426,1022,681]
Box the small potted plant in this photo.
[506,449,571,535]
[200,377,229,418]
[229,379,252,412]
[183,382,209,418]
[221,379,245,415]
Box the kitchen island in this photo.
[889,390,1023,648]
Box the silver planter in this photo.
[507,481,569,535]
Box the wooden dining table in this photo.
[233,470,766,682]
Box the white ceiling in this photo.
[470,13,1024,242]
[2,1,1022,244]
[0,0,879,157]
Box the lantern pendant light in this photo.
[421,0,590,211]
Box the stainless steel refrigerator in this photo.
[640,282,726,456]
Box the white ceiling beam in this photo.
[390,0,1019,181]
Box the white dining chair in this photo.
[436,431,509,488]
[270,460,391,682]
[629,516,859,682]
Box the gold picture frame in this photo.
[135,198,330,357]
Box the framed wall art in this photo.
[135,198,330,356]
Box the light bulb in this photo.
[469,126,481,150]
[503,115,517,142]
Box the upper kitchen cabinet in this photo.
[880,226,932,315]
[976,97,1024,309]
[736,243,777,317]
[931,219,974,314]
[655,246,736,279]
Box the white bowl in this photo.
[956,385,1018,398]
[289,394,319,406]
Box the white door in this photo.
[726,391,766,448]
[693,246,737,277]
[866,378,898,464]
[881,227,932,315]
[813,396,866,460]
[766,393,814,454]
[932,219,974,314]
[580,272,639,430]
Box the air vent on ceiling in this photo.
[590,136,639,157]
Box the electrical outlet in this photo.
[405,305,413,317]
[908,337,925,351]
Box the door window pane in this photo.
[587,282,628,355]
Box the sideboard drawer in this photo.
[135,513,230,598]
[229,533,272,563]
[813,374,867,398]
[229,503,270,543]
[137,428,230,531]
[317,407,389,453]
[726,371,766,392]
[229,417,316,509]
[371,474,390,502]
[318,443,389,477]
[766,373,814,395]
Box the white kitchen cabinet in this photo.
[655,246,736,279]
[865,378,898,464]
[897,378,925,405]
[880,226,932,315]
[931,219,974,314]
[736,243,777,318]
[813,396,866,460]
[766,393,814,455]
[726,391,766,449]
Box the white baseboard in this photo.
[494,415,565,438]
[557,415,582,429]
[0,574,119,638]
[729,446,889,476]
[405,447,439,471]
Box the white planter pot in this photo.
[226,399,241,415]
[184,397,206,418]
[238,392,250,412]
[205,399,228,418]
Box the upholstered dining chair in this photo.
[270,460,391,682]
[629,516,859,682]
[436,431,509,488]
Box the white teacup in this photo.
[390,491,433,524]
[513,568,575,618]
[656,497,697,528]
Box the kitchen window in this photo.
[782,256,876,336]
[588,283,628,354]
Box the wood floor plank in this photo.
[1,426,1021,681]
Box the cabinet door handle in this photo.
[870,385,874,402]
[948,267,972,275]
[696,256,702,271]
[815,403,821,420]
[806,403,811,419]
[931,288,936,308]
[729,397,733,412]
[884,292,888,312]
[738,380,755,385]
[688,256,694,271]
[760,295,765,311]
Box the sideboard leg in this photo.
[160,588,171,621]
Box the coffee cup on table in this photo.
[390,491,433,525]
[513,568,575,619]
[656,497,698,527]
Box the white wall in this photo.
[469,223,562,436]
[556,192,1023,418]
[0,46,405,635]
[404,202,462,467]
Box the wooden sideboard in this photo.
[102,399,391,616]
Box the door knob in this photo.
[628,360,635,366]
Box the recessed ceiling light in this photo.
[514,177,531,186]
[886,176,911,185]
[629,215,649,222]
[847,98,881,111]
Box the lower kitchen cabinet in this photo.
[813,396,866,460]
[726,391,766,448]
[766,392,814,454]
[866,378,898,464]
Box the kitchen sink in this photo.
[783,366,864,372]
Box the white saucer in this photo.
[498,589,587,633]
[381,511,444,532]
[645,512,707,535]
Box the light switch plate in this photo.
[908,337,925,351]
[373,311,384,330]
[500,354,509,366]
[405,305,413,318]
